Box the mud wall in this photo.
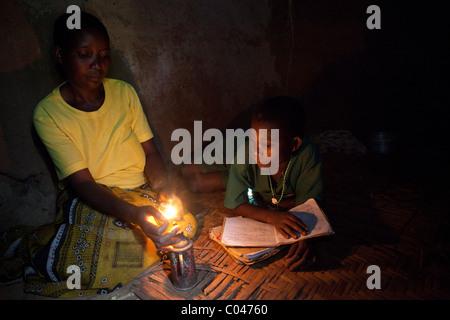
[0,0,446,232]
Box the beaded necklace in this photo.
[268,156,293,205]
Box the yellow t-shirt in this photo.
[33,78,153,189]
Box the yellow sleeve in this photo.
[127,85,153,143]
[33,105,88,180]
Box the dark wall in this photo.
[0,0,447,231]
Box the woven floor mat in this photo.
[132,234,449,300]
[130,152,450,300]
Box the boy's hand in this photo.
[285,240,316,271]
[268,211,309,239]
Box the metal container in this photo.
[168,238,197,290]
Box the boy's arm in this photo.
[225,163,308,238]
[235,202,315,271]
[232,203,308,239]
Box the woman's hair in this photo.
[252,96,306,139]
[53,11,109,51]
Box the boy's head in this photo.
[251,96,306,172]
[252,96,306,140]
[53,11,110,81]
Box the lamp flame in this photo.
[146,201,181,229]
[147,215,158,226]
[162,204,177,220]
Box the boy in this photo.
[224,96,324,270]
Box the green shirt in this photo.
[224,137,324,209]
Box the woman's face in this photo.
[59,29,110,89]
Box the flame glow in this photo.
[147,215,158,226]
[146,202,181,230]
[161,204,178,220]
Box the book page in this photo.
[221,199,333,248]
[220,216,278,247]
[276,198,334,244]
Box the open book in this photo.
[220,198,334,247]
[209,226,282,265]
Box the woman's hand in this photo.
[135,205,182,249]
[267,211,309,239]
[285,240,316,271]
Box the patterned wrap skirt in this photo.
[3,184,197,298]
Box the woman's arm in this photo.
[63,139,168,222]
[64,168,180,248]
[141,138,184,210]
[65,169,138,223]
[141,138,170,192]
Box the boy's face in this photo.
[59,29,110,90]
[251,119,292,173]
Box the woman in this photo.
[1,11,197,298]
